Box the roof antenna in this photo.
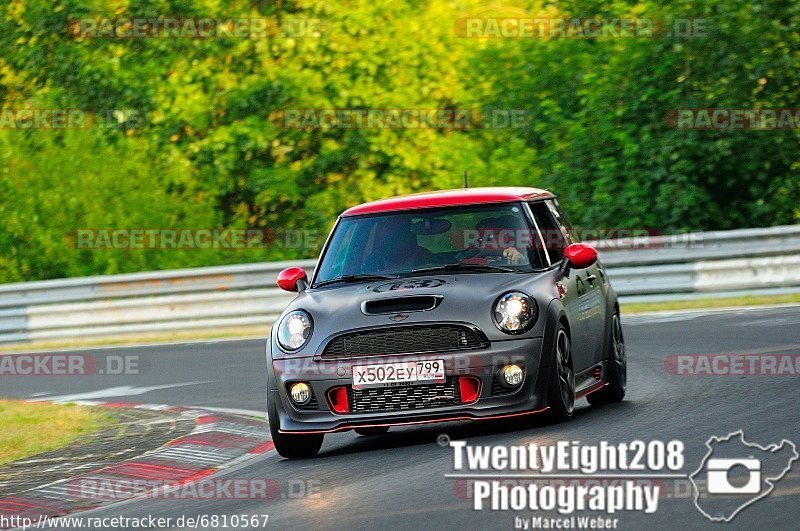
[463,170,469,189]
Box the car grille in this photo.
[322,324,487,358]
[348,379,460,414]
[491,379,516,396]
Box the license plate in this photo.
[352,360,445,390]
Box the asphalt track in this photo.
[2,305,800,530]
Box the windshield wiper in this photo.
[313,273,398,288]
[408,263,518,275]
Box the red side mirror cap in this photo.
[563,243,598,269]
[277,267,308,292]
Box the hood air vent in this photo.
[361,296,442,315]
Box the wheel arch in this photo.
[541,298,569,368]
[601,294,620,362]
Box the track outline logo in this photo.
[689,430,798,522]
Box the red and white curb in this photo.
[0,401,272,524]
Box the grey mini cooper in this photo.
[267,187,626,458]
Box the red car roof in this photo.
[341,187,554,217]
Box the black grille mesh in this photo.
[348,379,460,413]
[491,379,515,396]
[322,325,486,358]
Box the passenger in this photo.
[367,217,434,273]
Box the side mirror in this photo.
[277,267,308,292]
[563,243,598,270]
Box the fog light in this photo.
[290,382,312,405]
[501,364,524,386]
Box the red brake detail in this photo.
[276,266,307,292]
[458,376,481,404]
[563,243,598,269]
[327,387,350,414]
[593,367,602,380]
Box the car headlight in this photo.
[277,310,313,351]
[493,292,537,334]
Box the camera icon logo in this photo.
[690,430,798,522]
[706,457,761,494]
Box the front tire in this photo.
[268,402,324,458]
[587,309,627,406]
[546,324,575,421]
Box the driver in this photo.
[474,215,527,265]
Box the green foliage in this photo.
[0,130,219,281]
[0,0,798,282]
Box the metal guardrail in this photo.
[1,225,799,343]
[0,261,314,343]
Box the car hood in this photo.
[273,271,560,357]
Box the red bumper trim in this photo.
[278,406,550,434]
[327,386,350,414]
[576,381,608,399]
[458,376,481,404]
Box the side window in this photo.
[528,201,568,263]
[315,220,358,280]
[547,199,578,244]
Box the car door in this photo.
[547,200,608,365]
[528,200,606,371]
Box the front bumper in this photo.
[268,337,550,434]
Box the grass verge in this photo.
[622,292,800,314]
[0,401,115,465]
[0,326,267,354]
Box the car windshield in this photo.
[313,203,547,286]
